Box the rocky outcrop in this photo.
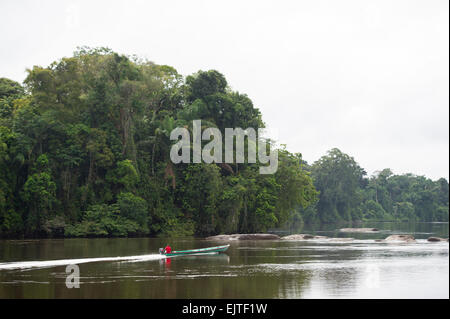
[384,234,416,243]
[282,234,354,242]
[282,234,318,240]
[427,237,448,242]
[339,228,379,233]
[205,234,241,241]
[238,234,280,240]
[205,233,280,241]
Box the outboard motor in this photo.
[159,248,165,254]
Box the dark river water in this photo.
[0,222,448,298]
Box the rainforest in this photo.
[0,47,448,239]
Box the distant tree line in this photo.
[0,48,448,238]
[294,148,449,225]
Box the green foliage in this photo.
[157,217,195,237]
[0,78,24,99]
[0,48,447,238]
[65,203,140,237]
[310,149,449,223]
[107,160,139,191]
[179,163,222,235]
[394,202,416,221]
[311,148,366,223]
[0,78,25,121]
[21,154,57,235]
[362,200,389,220]
[186,70,227,101]
[117,192,148,230]
[275,149,318,224]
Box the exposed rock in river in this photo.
[384,234,416,243]
[339,228,379,233]
[281,234,354,242]
[427,237,448,242]
[282,234,319,240]
[205,233,280,241]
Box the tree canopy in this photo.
[304,150,449,224]
[0,48,318,238]
[0,48,447,238]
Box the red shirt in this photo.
[165,246,172,254]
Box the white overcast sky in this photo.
[1,0,448,180]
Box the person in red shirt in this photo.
[164,244,172,254]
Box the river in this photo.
[0,222,448,298]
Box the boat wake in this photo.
[0,254,165,271]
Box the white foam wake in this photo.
[0,254,165,270]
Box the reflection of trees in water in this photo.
[306,267,361,297]
[0,232,447,298]
[276,269,313,298]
